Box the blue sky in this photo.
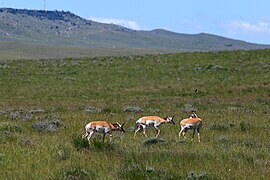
[2,0,270,44]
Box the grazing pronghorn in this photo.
[179,113,202,142]
[82,121,125,143]
[134,116,175,138]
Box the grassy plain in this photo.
[0,49,270,179]
[0,41,164,60]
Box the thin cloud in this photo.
[89,17,140,30]
[228,20,270,34]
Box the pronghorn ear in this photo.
[116,122,121,127]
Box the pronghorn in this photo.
[179,113,202,142]
[134,116,175,138]
[82,121,125,143]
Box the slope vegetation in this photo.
[0,8,269,57]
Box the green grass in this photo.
[0,42,164,60]
[0,49,270,179]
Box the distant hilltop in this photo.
[0,8,269,52]
[0,8,81,21]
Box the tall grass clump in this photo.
[209,122,234,131]
[0,123,22,132]
[87,140,122,152]
[55,144,71,161]
[240,121,252,132]
[72,134,123,152]
[73,135,90,150]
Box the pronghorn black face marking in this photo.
[167,116,175,125]
[113,122,126,133]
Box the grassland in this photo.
[0,41,164,60]
[0,49,269,179]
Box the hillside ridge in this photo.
[0,8,269,53]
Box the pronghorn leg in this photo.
[182,130,186,139]
[142,125,148,138]
[108,134,113,142]
[197,128,201,142]
[102,133,106,142]
[134,126,141,138]
[179,127,184,139]
[154,126,160,138]
[87,131,94,144]
[82,132,89,139]
[105,133,112,142]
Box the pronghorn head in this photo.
[190,111,198,118]
[165,116,175,125]
[114,122,126,133]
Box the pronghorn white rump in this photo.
[179,114,202,142]
[82,121,125,143]
[134,116,175,138]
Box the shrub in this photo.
[142,138,166,147]
[20,138,32,146]
[209,122,234,131]
[186,171,208,179]
[123,106,144,113]
[61,167,96,180]
[204,64,226,71]
[84,106,101,114]
[181,104,197,113]
[236,139,259,148]
[32,120,62,132]
[216,135,230,145]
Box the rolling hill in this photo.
[0,8,270,59]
